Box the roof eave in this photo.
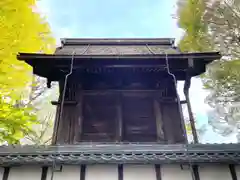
[17,52,221,61]
[0,144,238,166]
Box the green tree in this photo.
[23,77,59,145]
[177,0,240,103]
[177,0,240,141]
[177,0,212,52]
[202,0,240,104]
[0,0,55,144]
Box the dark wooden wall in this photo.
[52,73,187,145]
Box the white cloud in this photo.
[36,0,51,18]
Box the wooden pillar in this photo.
[52,80,64,145]
[153,99,164,142]
[116,93,122,142]
[52,80,81,145]
[184,65,199,144]
[73,83,83,143]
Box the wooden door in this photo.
[122,92,157,142]
[81,93,118,142]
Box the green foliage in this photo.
[177,0,240,104]
[202,0,240,106]
[177,0,240,141]
[0,0,55,144]
[177,0,213,52]
[0,0,55,96]
[203,60,240,105]
[0,98,38,144]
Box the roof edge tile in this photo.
[61,38,175,46]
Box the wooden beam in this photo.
[18,51,221,60]
[83,89,162,94]
[80,165,86,180]
[68,64,168,69]
[41,167,48,180]
[2,167,10,180]
[51,101,77,106]
[118,165,123,180]
[192,165,200,180]
[180,100,187,104]
[155,165,162,180]
[229,164,238,180]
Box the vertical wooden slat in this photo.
[229,165,238,180]
[161,102,186,143]
[80,165,86,180]
[118,165,123,180]
[68,82,73,144]
[155,165,161,180]
[41,167,48,180]
[67,81,74,143]
[60,106,70,144]
[116,93,122,142]
[75,85,83,143]
[2,167,10,180]
[52,80,62,145]
[192,165,200,180]
[153,100,164,142]
[53,79,66,145]
[70,82,80,144]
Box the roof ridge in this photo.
[61,38,175,46]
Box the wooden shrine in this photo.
[18,38,220,145]
[0,38,239,180]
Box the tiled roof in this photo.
[0,144,239,166]
[55,38,180,56]
[55,45,179,55]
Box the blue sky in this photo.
[37,0,237,143]
[37,0,183,42]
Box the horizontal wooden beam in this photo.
[18,52,221,60]
[180,100,187,104]
[51,101,77,106]
[57,64,168,69]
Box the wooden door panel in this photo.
[122,95,157,142]
[81,93,118,142]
